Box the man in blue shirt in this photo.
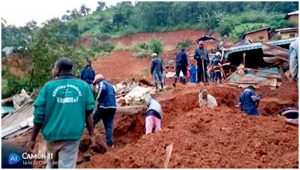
[173,48,188,87]
[93,74,116,148]
[80,59,96,90]
[239,86,263,116]
[150,53,164,91]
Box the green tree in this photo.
[96,1,106,12]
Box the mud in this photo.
[93,51,151,83]
[2,79,298,169]
[77,84,298,168]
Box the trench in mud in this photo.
[79,85,242,155]
[79,83,297,162]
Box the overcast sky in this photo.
[0,0,126,26]
[0,0,271,27]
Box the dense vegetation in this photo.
[1,1,298,98]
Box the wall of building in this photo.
[288,15,299,24]
[244,30,269,42]
[279,31,298,39]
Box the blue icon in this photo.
[8,153,20,165]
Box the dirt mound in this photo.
[2,55,31,78]
[93,51,152,83]
[78,84,298,168]
[110,30,207,50]
[259,82,298,115]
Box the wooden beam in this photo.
[163,143,174,168]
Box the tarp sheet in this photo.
[1,106,14,115]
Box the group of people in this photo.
[150,40,224,90]
[28,57,166,168]
[29,58,116,168]
[24,37,298,168]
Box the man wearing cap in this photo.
[29,57,96,168]
[93,74,116,148]
[211,51,222,83]
[173,48,188,87]
[150,53,164,91]
[194,41,209,83]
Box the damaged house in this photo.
[222,38,297,88]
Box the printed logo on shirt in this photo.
[52,84,82,104]
[56,97,79,103]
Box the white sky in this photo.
[0,0,292,27]
[0,0,125,27]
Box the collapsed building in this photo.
[222,38,297,89]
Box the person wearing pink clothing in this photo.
[144,95,163,134]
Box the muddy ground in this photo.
[76,83,298,168]
[3,82,298,168]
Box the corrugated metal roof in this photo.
[276,27,298,32]
[285,10,299,19]
[287,10,299,16]
[224,38,297,58]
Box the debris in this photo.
[226,66,281,88]
[139,78,154,86]
[1,106,14,118]
[2,102,34,138]
[124,86,154,105]
[92,141,107,154]
[2,89,33,110]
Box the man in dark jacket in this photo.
[239,86,263,116]
[173,48,188,87]
[150,53,164,91]
[93,74,116,148]
[194,41,209,83]
[80,59,95,90]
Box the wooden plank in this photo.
[163,143,174,168]
[1,97,13,105]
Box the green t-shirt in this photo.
[33,75,95,141]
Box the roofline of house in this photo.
[285,10,299,19]
[243,28,271,38]
[275,27,299,32]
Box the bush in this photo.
[100,42,115,52]
[135,49,152,58]
[2,70,32,98]
[138,43,149,50]
[149,38,163,54]
[176,40,193,50]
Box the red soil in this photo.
[3,84,298,168]
[2,55,31,78]
[92,51,152,83]
[110,30,209,50]
[77,84,298,168]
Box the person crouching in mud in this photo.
[239,86,263,116]
[198,89,218,108]
[144,94,163,134]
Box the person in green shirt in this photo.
[28,57,96,168]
